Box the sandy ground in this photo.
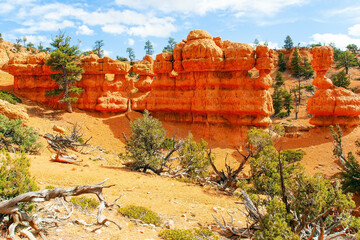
[1,68,360,239]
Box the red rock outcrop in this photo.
[2,30,277,132]
[78,54,131,112]
[2,52,62,108]
[3,53,132,112]
[307,46,360,126]
[132,30,275,127]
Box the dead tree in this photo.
[44,124,92,164]
[213,190,262,239]
[206,142,263,192]
[0,179,121,239]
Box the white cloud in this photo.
[76,25,94,35]
[103,49,112,57]
[101,24,128,35]
[311,33,360,50]
[115,0,308,17]
[9,2,177,38]
[349,24,360,37]
[129,17,176,37]
[128,38,135,46]
[24,35,50,45]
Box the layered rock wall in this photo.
[307,46,360,126]
[3,53,133,112]
[132,30,275,126]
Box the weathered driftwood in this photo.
[0,179,121,239]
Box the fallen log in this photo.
[0,179,121,239]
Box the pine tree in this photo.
[284,35,293,50]
[45,32,84,113]
[283,91,293,116]
[301,58,314,79]
[278,52,286,72]
[93,40,104,58]
[332,70,350,89]
[144,40,154,55]
[163,37,177,53]
[336,51,358,74]
[272,87,283,116]
[346,44,358,55]
[290,47,302,78]
[126,48,135,62]
[275,71,284,87]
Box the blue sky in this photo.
[1,0,360,59]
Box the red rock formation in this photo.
[78,54,131,112]
[3,53,132,112]
[307,46,360,126]
[2,52,62,108]
[132,30,275,127]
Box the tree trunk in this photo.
[67,101,73,113]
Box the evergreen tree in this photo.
[332,70,350,89]
[144,40,154,55]
[329,42,342,61]
[284,35,293,50]
[272,87,283,116]
[22,36,27,46]
[290,47,302,78]
[346,44,358,55]
[275,71,284,87]
[283,91,293,116]
[116,56,128,61]
[37,43,45,52]
[163,37,177,53]
[45,32,84,113]
[278,52,286,72]
[253,38,260,48]
[301,58,314,79]
[126,47,135,62]
[93,40,104,58]
[336,51,359,74]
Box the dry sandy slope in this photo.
[1,69,360,239]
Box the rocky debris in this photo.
[307,46,360,126]
[0,99,29,122]
[53,125,66,134]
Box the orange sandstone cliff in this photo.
[307,46,360,126]
[132,30,275,127]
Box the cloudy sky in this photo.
[1,0,360,59]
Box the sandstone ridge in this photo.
[2,30,276,128]
[133,30,275,127]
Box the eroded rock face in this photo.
[2,30,276,131]
[132,30,275,127]
[3,53,132,112]
[307,46,360,126]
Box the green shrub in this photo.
[244,127,358,239]
[178,134,210,179]
[303,84,314,92]
[332,70,350,89]
[45,185,55,189]
[0,150,37,200]
[124,110,177,174]
[70,196,99,210]
[159,228,218,240]
[281,149,305,163]
[0,114,41,152]
[118,205,162,226]
[0,90,22,104]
